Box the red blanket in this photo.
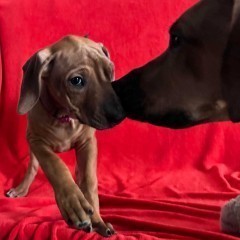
[1,0,240,239]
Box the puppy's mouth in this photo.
[55,111,78,124]
[57,114,72,123]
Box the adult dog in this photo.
[113,0,240,128]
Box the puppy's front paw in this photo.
[55,183,94,230]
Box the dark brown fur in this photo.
[113,0,240,128]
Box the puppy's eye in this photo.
[170,34,182,49]
[70,76,85,87]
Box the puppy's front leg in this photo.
[30,141,93,229]
[75,134,115,237]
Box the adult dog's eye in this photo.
[70,76,85,87]
[170,34,182,49]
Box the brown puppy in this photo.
[6,35,125,237]
[112,0,240,128]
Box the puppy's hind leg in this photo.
[6,151,39,198]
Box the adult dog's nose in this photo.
[103,94,126,126]
[112,71,145,120]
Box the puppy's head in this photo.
[18,35,125,130]
[113,0,235,128]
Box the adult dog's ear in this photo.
[18,48,53,115]
[221,1,240,122]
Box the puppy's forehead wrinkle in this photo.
[54,45,108,70]
[51,36,105,60]
[53,46,113,83]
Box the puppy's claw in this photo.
[5,190,11,197]
[67,219,72,225]
[6,189,17,198]
[88,209,94,216]
[106,222,115,235]
[6,187,28,198]
[84,225,93,233]
[106,229,112,236]
[77,220,91,229]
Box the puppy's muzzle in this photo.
[76,93,126,130]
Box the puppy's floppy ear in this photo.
[18,48,53,115]
[221,1,240,122]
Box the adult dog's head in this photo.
[113,0,239,129]
[18,35,125,130]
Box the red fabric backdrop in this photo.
[1,0,240,239]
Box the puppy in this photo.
[6,35,125,237]
[112,0,239,128]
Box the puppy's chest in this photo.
[50,125,80,152]
[28,119,84,153]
